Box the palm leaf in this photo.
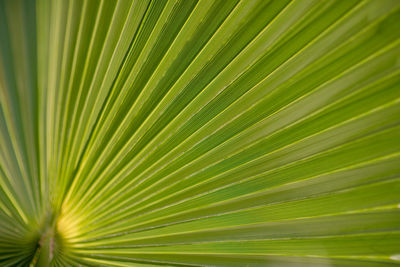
[1,0,400,266]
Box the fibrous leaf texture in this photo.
[1,0,400,266]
